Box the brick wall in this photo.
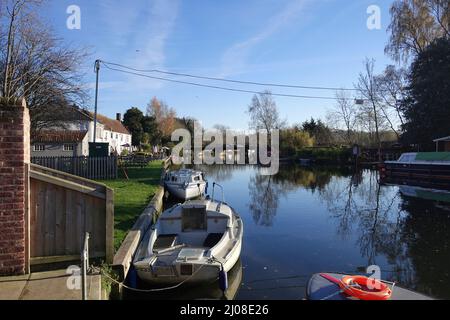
[0,99,30,276]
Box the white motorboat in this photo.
[133,183,243,285]
[164,169,207,200]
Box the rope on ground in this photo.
[92,264,207,293]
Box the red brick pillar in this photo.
[0,99,30,276]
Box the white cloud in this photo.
[220,0,309,77]
[100,0,180,91]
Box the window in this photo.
[34,144,45,151]
[111,132,113,139]
[116,134,118,139]
[182,207,207,232]
[63,144,75,151]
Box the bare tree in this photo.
[247,90,285,135]
[0,0,88,132]
[356,59,383,161]
[386,0,450,63]
[327,90,358,145]
[375,66,408,139]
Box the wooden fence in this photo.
[118,154,167,168]
[31,156,118,180]
[29,164,114,266]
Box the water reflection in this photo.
[176,164,450,299]
[196,164,248,183]
[247,175,281,226]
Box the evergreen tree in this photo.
[401,37,450,150]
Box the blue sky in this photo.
[42,0,395,129]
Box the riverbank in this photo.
[98,160,163,250]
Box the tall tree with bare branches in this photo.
[247,90,285,135]
[0,0,88,132]
[327,90,358,145]
[356,59,383,162]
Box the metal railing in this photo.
[81,232,90,301]
[211,182,225,203]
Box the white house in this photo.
[31,106,132,157]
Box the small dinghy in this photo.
[307,273,433,300]
[133,183,243,286]
[164,169,207,200]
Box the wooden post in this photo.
[105,187,114,264]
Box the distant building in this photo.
[434,136,450,152]
[31,130,89,157]
[31,106,132,156]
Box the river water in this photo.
[128,164,450,300]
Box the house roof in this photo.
[434,136,450,142]
[41,105,131,135]
[88,112,130,135]
[32,130,88,143]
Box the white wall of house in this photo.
[97,129,132,155]
[48,120,132,155]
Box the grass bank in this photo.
[98,161,163,250]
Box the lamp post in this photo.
[93,59,101,143]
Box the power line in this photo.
[101,60,360,92]
[101,62,357,101]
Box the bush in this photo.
[280,129,314,156]
[296,147,352,163]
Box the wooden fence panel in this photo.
[31,156,118,180]
[29,164,114,266]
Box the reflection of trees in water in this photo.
[247,165,352,227]
[248,175,282,226]
[396,196,450,299]
[194,164,248,183]
[319,170,416,285]
[274,165,353,193]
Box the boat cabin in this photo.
[165,169,204,185]
[154,201,232,252]
[434,136,450,152]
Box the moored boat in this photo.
[307,273,433,300]
[380,152,450,189]
[133,183,243,286]
[164,169,207,200]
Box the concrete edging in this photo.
[109,158,172,299]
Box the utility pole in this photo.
[93,60,101,143]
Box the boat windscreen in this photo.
[182,206,207,232]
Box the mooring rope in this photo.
[92,264,207,293]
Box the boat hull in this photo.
[135,239,242,286]
[136,263,221,285]
[380,162,450,190]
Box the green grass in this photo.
[98,161,163,250]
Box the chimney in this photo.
[116,113,121,121]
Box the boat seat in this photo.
[203,233,223,248]
[153,234,177,250]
